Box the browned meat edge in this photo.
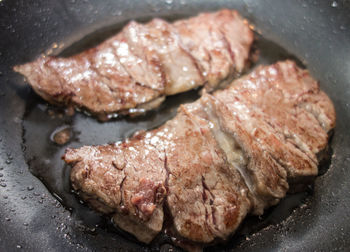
[13,9,254,120]
[63,60,335,246]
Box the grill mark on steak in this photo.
[264,110,319,167]
[163,152,170,190]
[111,30,166,93]
[89,58,161,111]
[201,176,208,202]
[221,31,236,71]
[285,135,318,164]
[263,117,317,163]
[254,95,326,160]
[201,176,215,201]
[119,176,128,214]
[87,50,124,96]
[297,91,336,132]
[250,113,318,174]
[211,206,217,228]
[133,81,160,92]
[172,23,206,84]
[64,61,335,246]
[301,104,328,130]
[44,57,66,94]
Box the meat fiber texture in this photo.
[14,9,253,120]
[63,61,335,245]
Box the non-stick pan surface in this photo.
[1,0,350,251]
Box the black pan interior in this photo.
[1,0,350,251]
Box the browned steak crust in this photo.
[14,9,253,120]
[63,61,335,244]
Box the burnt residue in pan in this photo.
[20,29,332,251]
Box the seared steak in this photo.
[63,61,335,245]
[14,9,253,120]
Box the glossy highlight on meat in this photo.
[63,61,335,247]
[13,9,254,120]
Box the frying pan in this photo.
[1,0,350,251]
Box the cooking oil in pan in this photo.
[20,31,329,250]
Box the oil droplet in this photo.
[27,186,34,191]
[331,1,338,7]
[5,217,11,221]
[50,125,72,145]
[16,245,22,249]
[0,183,7,187]
[23,222,28,226]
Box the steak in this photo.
[13,9,253,120]
[63,61,335,245]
